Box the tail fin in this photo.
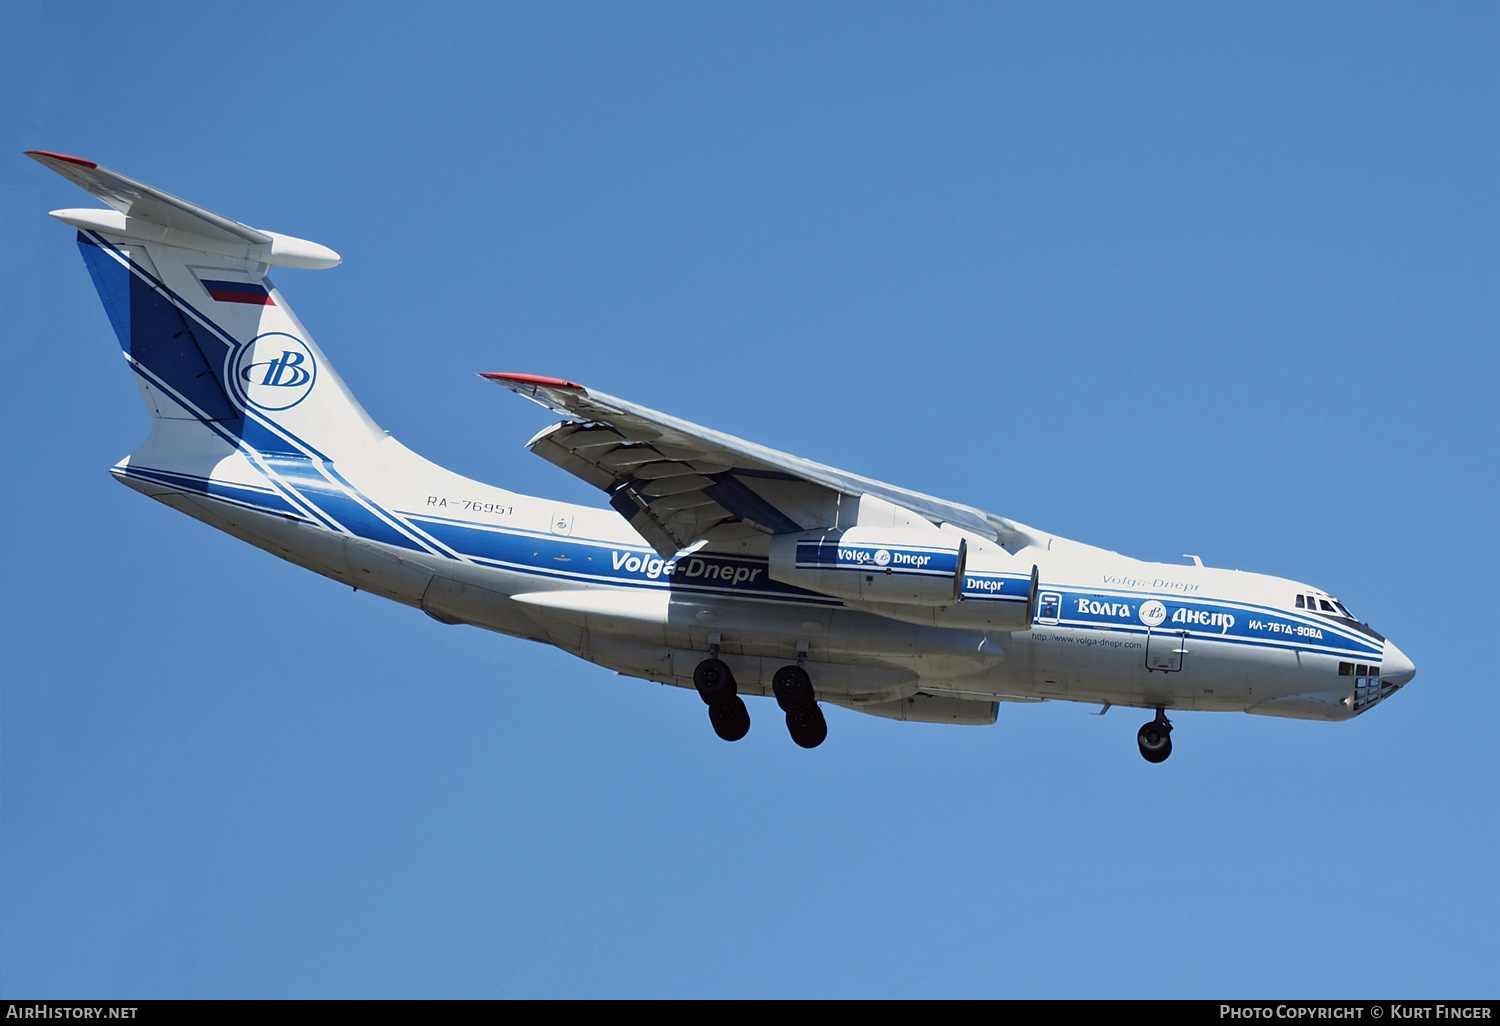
[29,151,382,460]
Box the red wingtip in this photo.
[25,150,98,168]
[481,372,584,390]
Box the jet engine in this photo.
[769,523,1038,632]
[768,526,967,606]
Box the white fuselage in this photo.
[114,424,1401,725]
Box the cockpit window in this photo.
[1297,593,1359,621]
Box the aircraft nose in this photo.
[1382,639,1416,686]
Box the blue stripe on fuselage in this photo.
[116,466,306,520]
[402,512,832,600]
[133,465,1383,658]
[1038,587,1383,659]
[258,457,430,553]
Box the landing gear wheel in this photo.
[772,665,816,713]
[709,696,751,742]
[693,658,737,705]
[1137,713,1173,763]
[786,703,828,749]
[773,664,826,747]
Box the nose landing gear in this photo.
[772,665,827,749]
[1137,707,1173,763]
[694,657,749,742]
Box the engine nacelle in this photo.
[768,526,967,606]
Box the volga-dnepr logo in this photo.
[228,332,318,411]
[1138,600,1168,627]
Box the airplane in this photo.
[27,150,1417,762]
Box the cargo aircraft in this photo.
[29,151,1416,761]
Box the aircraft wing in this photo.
[484,372,1021,558]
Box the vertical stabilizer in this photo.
[31,151,383,462]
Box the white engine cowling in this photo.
[768,526,967,606]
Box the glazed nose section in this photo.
[1382,639,1416,686]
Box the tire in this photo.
[771,665,816,713]
[693,658,737,705]
[1139,736,1172,763]
[1137,719,1173,763]
[709,696,751,742]
[786,704,828,749]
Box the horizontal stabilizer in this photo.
[26,151,340,269]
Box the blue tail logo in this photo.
[229,332,318,411]
[243,350,311,388]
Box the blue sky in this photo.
[3,1,1496,998]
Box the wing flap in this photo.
[528,426,619,492]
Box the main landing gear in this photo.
[693,657,750,742]
[1137,707,1173,763]
[772,665,827,749]
[691,656,828,749]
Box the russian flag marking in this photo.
[201,279,275,306]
